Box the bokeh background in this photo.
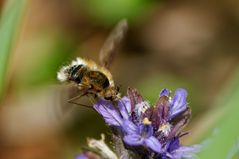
[0,0,239,158]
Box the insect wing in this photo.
[99,19,128,69]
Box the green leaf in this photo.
[198,68,239,158]
[0,0,27,99]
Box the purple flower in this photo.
[122,119,162,153]
[159,88,188,120]
[164,137,201,159]
[118,96,131,120]
[160,88,170,97]
[93,87,199,159]
[169,88,188,119]
[94,99,123,127]
[150,88,190,138]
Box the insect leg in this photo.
[68,92,92,108]
[67,92,86,102]
[86,94,96,106]
[69,102,92,109]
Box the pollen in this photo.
[158,123,172,136]
[169,96,172,103]
[135,101,150,117]
[143,118,152,125]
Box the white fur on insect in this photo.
[57,66,69,82]
[57,57,115,86]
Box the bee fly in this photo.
[57,19,128,106]
[57,57,120,101]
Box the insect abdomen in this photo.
[86,71,110,89]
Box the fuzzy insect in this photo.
[57,19,128,104]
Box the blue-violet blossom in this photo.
[93,87,200,159]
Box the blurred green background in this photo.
[0,0,239,158]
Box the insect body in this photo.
[57,57,120,101]
[57,19,127,103]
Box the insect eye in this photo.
[69,65,83,79]
[69,64,81,73]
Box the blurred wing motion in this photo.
[99,19,128,69]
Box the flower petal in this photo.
[160,88,170,97]
[122,119,138,134]
[167,108,191,139]
[154,96,170,127]
[139,124,154,137]
[87,134,118,159]
[127,87,143,110]
[144,136,162,153]
[170,145,202,159]
[75,154,87,159]
[165,137,181,153]
[123,134,144,146]
[118,96,131,119]
[170,88,187,119]
[94,99,123,126]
